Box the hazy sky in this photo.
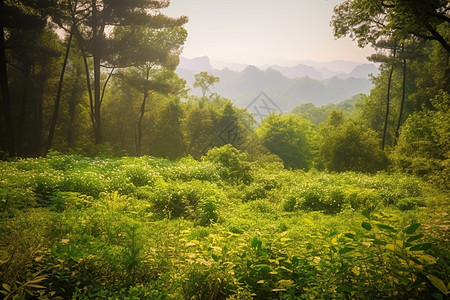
[163,0,374,66]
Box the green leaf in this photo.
[251,236,260,248]
[432,293,444,300]
[376,224,396,233]
[407,234,424,243]
[344,233,355,239]
[362,222,372,231]
[211,253,219,262]
[362,209,370,220]
[373,239,387,245]
[404,223,421,235]
[409,243,432,251]
[339,247,355,254]
[1,283,11,292]
[427,275,448,295]
[337,284,354,293]
[25,284,46,289]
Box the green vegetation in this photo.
[1,148,449,299]
[1,1,449,299]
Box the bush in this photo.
[299,184,345,214]
[202,145,252,185]
[139,180,221,219]
[62,170,106,197]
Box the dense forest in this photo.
[0,0,449,299]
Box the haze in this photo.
[163,0,374,66]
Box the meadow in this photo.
[0,146,449,299]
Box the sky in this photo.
[163,0,374,67]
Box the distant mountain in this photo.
[176,56,375,112]
[268,64,323,80]
[348,63,379,79]
[178,56,213,73]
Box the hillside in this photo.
[1,150,448,299]
[177,57,376,111]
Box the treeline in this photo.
[0,0,449,188]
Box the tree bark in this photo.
[382,42,397,150]
[92,0,102,144]
[46,28,73,153]
[136,68,150,156]
[395,46,407,145]
[0,0,15,156]
[17,65,30,155]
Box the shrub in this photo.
[139,180,221,219]
[49,192,93,212]
[202,145,252,185]
[194,198,219,226]
[300,184,345,214]
[62,170,106,197]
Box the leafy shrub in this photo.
[62,170,106,197]
[396,197,426,211]
[194,198,219,226]
[344,188,381,211]
[179,263,238,300]
[139,180,221,219]
[49,192,93,212]
[202,145,252,185]
[282,196,298,212]
[33,172,64,206]
[121,164,160,187]
[0,185,36,216]
[300,184,345,214]
[162,157,220,182]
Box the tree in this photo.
[150,99,185,159]
[315,111,387,172]
[0,0,52,156]
[257,113,314,169]
[332,0,450,52]
[392,91,449,189]
[369,38,399,149]
[193,72,219,98]
[114,25,187,156]
[72,0,187,144]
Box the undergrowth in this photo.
[0,147,448,299]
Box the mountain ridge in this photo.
[176,56,376,112]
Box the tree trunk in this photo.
[0,0,15,156]
[17,65,30,155]
[382,43,397,150]
[91,0,102,144]
[136,91,148,156]
[46,28,73,153]
[395,49,407,144]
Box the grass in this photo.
[0,148,449,299]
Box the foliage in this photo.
[202,145,252,185]
[257,113,314,169]
[0,154,448,299]
[193,72,220,98]
[392,91,450,189]
[315,111,388,172]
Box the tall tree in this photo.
[0,0,50,156]
[73,0,187,144]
